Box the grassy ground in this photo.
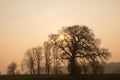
[0,74,120,80]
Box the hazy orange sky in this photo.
[0,0,120,73]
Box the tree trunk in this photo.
[37,61,40,74]
[70,56,76,75]
[92,59,96,74]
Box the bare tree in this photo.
[23,49,35,74]
[52,45,63,74]
[33,47,42,74]
[7,62,17,75]
[53,46,59,74]
[89,60,105,74]
[22,47,43,74]
[20,61,25,74]
[89,48,111,74]
[49,25,111,75]
[44,41,52,74]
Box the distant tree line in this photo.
[6,25,111,75]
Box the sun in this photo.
[59,35,64,40]
[58,34,65,41]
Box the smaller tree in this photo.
[22,46,43,74]
[89,60,105,74]
[89,48,111,74]
[7,62,17,75]
[44,41,52,74]
[33,47,43,74]
[22,49,36,74]
[52,45,63,74]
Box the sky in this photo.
[0,0,120,74]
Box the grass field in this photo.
[0,74,120,80]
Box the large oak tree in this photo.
[49,25,111,75]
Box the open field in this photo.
[0,74,120,80]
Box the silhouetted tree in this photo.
[21,59,29,74]
[7,62,17,75]
[20,61,25,74]
[22,47,43,74]
[44,41,63,74]
[89,60,105,74]
[89,48,110,74]
[49,25,111,75]
[52,46,57,74]
[33,47,43,74]
[24,49,35,74]
[44,41,52,74]
[52,45,62,74]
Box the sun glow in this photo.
[57,34,65,41]
[59,35,64,40]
